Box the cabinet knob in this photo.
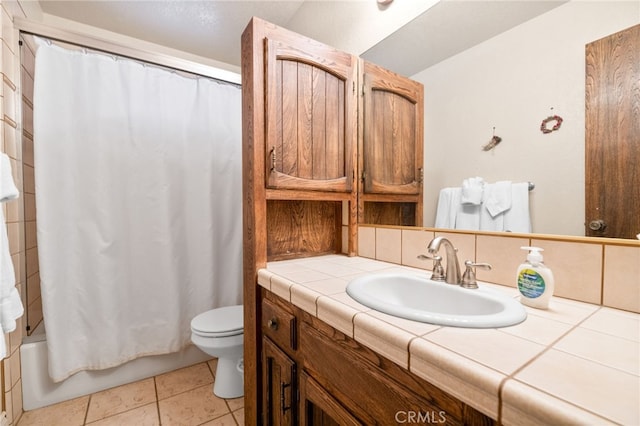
[588,219,607,231]
[268,318,278,330]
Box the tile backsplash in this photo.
[359,225,640,313]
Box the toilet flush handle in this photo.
[267,318,278,330]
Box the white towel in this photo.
[484,181,512,217]
[0,153,24,359]
[460,177,484,205]
[456,203,482,231]
[435,187,461,229]
[504,182,532,233]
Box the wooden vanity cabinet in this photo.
[262,291,356,425]
[261,289,495,426]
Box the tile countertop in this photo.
[257,255,640,426]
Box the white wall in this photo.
[413,1,639,236]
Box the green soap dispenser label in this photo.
[518,269,545,299]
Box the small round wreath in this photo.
[540,115,563,134]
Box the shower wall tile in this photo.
[11,381,22,426]
[25,246,38,277]
[8,349,19,388]
[3,120,18,160]
[2,40,15,85]
[24,219,35,249]
[27,296,42,331]
[2,342,10,389]
[4,195,18,222]
[3,79,15,121]
[21,103,32,139]
[21,133,32,166]
[9,314,22,354]
[10,252,22,286]
[4,391,13,425]
[20,65,34,102]
[23,192,35,221]
[26,271,39,305]
[1,5,13,46]
[7,221,20,253]
[23,164,33,193]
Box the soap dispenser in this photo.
[516,246,554,309]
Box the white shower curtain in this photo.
[33,40,243,382]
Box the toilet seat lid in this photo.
[191,305,243,337]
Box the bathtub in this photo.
[20,322,211,410]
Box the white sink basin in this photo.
[346,273,527,328]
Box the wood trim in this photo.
[359,224,640,247]
[241,18,268,425]
[266,188,352,201]
[266,172,351,192]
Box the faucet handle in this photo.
[417,254,446,281]
[461,260,492,289]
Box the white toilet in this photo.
[191,305,244,398]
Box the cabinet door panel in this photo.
[262,337,296,425]
[265,38,357,192]
[362,60,423,195]
[300,371,362,426]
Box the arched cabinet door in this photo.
[264,36,358,192]
[362,60,424,195]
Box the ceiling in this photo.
[37,0,567,77]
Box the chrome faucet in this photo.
[427,237,462,285]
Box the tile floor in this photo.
[17,360,244,426]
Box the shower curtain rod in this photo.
[14,18,241,86]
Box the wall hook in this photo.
[482,127,502,151]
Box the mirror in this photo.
[360,1,639,239]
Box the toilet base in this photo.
[213,357,244,399]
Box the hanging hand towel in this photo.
[435,187,461,229]
[503,182,532,233]
[0,153,24,359]
[484,181,512,217]
[456,203,482,231]
[460,177,485,205]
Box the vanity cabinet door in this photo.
[264,36,358,193]
[299,371,362,426]
[262,337,296,426]
[361,60,424,195]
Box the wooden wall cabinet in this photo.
[359,60,424,227]
[242,17,424,423]
[264,36,358,193]
[361,60,424,196]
